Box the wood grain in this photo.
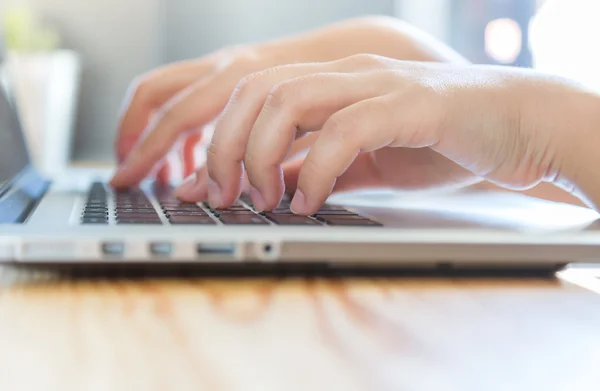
[0,266,600,391]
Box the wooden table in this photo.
[0,265,600,391]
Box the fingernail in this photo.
[290,189,307,215]
[207,178,222,209]
[250,186,266,212]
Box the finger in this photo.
[182,133,204,178]
[174,164,254,202]
[204,63,327,208]
[205,54,391,209]
[116,60,213,162]
[156,163,171,184]
[291,95,421,215]
[175,167,209,202]
[286,132,318,161]
[111,72,235,188]
[243,72,387,211]
[282,152,383,196]
[177,132,309,202]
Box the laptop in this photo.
[1,65,600,271]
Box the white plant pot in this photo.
[5,49,82,177]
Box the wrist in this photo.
[545,82,600,210]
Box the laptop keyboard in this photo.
[81,182,109,224]
[81,182,381,227]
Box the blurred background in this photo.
[0,0,588,168]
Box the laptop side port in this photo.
[101,242,125,257]
[196,243,235,255]
[149,242,173,257]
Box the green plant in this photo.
[2,4,60,51]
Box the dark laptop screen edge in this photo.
[0,165,50,224]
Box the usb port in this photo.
[101,242,125,256]
[196,243,235,255]
[150,242,173,257]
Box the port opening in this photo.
[101,242,125,257]
[196,243,235,255]
[150,242,173,257]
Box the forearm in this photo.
[260,16,469,65]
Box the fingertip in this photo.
[250,185,266,212]
[290,189,307,215]
[109,173,132,189]
[293,168,336,215]
[110,155,146,189]
[207,178,223,209]
[109,165,130,188]
[175,181,209,202]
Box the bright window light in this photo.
[530,0,600,91]
[485,18,523,64]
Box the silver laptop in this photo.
[1,70,600,270]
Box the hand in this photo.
[110,16,467,187]
[175,54,582,215]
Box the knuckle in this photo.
[130,75,154,104]
[232,71,267,101]
[264,78,304,112]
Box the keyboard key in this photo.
[116,204,154,210]
[85,204,107,209]
[325,218,382,226]
[267,209,296,215]
[164,210,208,216]
[318,214,370,220]
[117,220,162,225]
[116,213,159,220]
[214,209,257,215]
[162,205,202,211]
[115,208,157,213]
[318,204,347,211]
[82,217,108,224]
[238,194,254,206]
[83,208,108,214]
[169,216,216,225]
[115,209,157,214]
[265,214,323,225]
[83,212,109,219]
[219,214,270,225]
[315,210,359,216]
[86,199,107,204]
[216,206,249,212]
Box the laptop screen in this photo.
[0,70,30,193]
